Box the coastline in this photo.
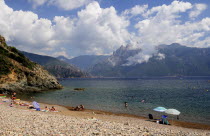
[1,96,210,135]
[5,96,210,130]
[64,106,210,130]
[19,97,210,130]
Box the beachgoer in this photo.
[50,106,56,111]
[42,106,49,112]
[177,115,179,120]
[11,92,16,103]
[27,105,34,109]
[9,102,13,107]
[124,102,128,107]
[80,105,84,110]
[74,106,80,111]
[45,106,49,110]
[19,103,29,106]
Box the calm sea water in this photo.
[19,77,210,125]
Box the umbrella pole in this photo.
[172,116,174,125]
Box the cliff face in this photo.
[0,35,62,93]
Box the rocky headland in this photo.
[0,35,62,93]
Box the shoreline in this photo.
[7,96,210,130]
[0,97,210,135]
[64,106,210,130]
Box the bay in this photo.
[19,77,210,125]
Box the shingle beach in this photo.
[0,99,209,136]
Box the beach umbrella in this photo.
[153,107,167,112]
[165,109,180,115]
[32,101,40,109]
[153,107,167,121]
[165,109,180,124]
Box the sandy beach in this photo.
[0,98,209,136]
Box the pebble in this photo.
[0,102,208,136]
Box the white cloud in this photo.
[69,1,130,55]
[28,0,48,8]
[123,5,148,17]
[189,4,207,19]
[0,0,210,65]
[28,0,92,10]
[0,0,56,55]
[0,0,130,57]
[48,0,92,10]
[125,52,152,66]
[124,1,210,65]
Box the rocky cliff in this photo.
[0,35,62,93]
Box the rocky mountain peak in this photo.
[108,44,141,66]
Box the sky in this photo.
[1,0,210,64]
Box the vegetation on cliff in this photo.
[0,35,62,93]
[0,41,35,76]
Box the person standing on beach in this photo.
[11,92,16,103]
[177,115,179,120]
[124,102,128,107]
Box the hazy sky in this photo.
[1,0,210,63]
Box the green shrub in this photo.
[0,46,35,70]
[0,55,13,75]
[0,46,9,55]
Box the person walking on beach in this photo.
[124,102,128,107]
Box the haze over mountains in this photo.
[57,55,109,71]
[22,52,88,78]
[89,43,210,77]
[16,43,210,78]
[53,43,210,78]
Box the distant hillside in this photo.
[57,55,109,70]
[22,52,89,78]
[0,35,62,93]
[90,43,210,77]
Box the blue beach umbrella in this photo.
[153,107,167,112]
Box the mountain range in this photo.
[16,42,210,79]
[22,52,88,78]
[90,43,210,77]
[57,55,109,71]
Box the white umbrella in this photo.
[165,109,180,124]
[153,107,167,112]
[165,109,180,115]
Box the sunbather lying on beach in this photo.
[27,105,34,109]
[41,106,50,112]
[19,103,29,106]
[74,105,85,111]
[50,106,56,111]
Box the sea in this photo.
[18,77,210,125]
